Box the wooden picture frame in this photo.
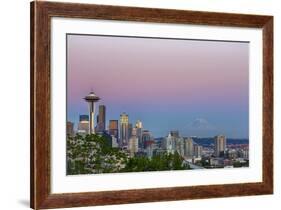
[30,1,273,209]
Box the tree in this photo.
[67,134,190,174]
[67,134,128,174]
[121,151,190,172]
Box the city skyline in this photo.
[67,100,249,173]
[67,34,249,138]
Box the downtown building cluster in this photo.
[67,104,249,169]
[67,105,155,158]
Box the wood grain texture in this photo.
[30,1,273,209]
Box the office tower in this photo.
[120,113,129,146]
[164,133,174,154]
[214,135,226,157]
[128,128,138,156]
[175,136,185,157]
[184,137,194,158]
[66,121,74,137]
[164,131,183,155]
[164,130,185,156]
[194,144,203,158]
[78,114,89,134]
[109,120,118,139]
[97,105,106,132]
[84,91,100,134]
[128,123,133,139]
[141,130,152,149]
[135,120,143,148]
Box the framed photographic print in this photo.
[30,1,273,209]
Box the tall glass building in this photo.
[120,113,129,146]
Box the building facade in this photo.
[193,144,203,158]
[164,133,174,154]
[163,131,184,156]
[108,120,118,139]
[135,120,143,148]
[141,130,152,149]
[97,105,106,132]
[120,113,129,146]
[184,137,194,158]
[77,114,89,134]
[128,123,133,140]
[214,135,226,157]
[170,130,179,138]
[111,135,119,148]
[128,128,138,156]
[79,115,89,122]
[66,121,74,137]
[175,137,184,156]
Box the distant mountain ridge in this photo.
[154,137,249,146]
[193,137,249,146]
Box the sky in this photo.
[67,34,249,138]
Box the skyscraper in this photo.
[164,133,174,154]
[97,105,106,132]
[184,137,194,158]
[163,131,184,155]
[128,123,133,139]
[120,113,129,146]
[109,120,118,139]
[128,128,138,156]
[66,121,74,137]
[78,114,89,134]
[141,130,152,149]
[175,136,184,157]
[135,120,143,148]
[214,135,226,157]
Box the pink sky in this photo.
[67,34,249,138]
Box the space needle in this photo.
[84,91,100,134]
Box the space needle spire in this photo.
[84,91,100,134]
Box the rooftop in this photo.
[84,91,100,102]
